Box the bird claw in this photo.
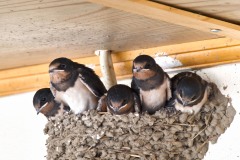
[163,106,177,117]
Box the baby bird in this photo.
[33,88,70,119]
[170,72,210,114]
[131,55,171,114]
[106,84,141,115]
[49,57,107,114]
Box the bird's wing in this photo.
[165,73,172,100]
[133,92,141,113]
[171,72,188,90]
[77,66,107,97]
[165,94,176,108]
[131,77,140,95]
[96,95,108,112]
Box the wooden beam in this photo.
[87,0,240,40]
[1,37,239,80]
[1,37,240,96]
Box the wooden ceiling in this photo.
[0,0,229,70]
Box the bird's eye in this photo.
[59,64,66,69]
[179,89,183,97]
[145,63,151,69]
[41,97,46,102]
[192,95,197,100]
[122,99,127,105]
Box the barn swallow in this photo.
[106,84,141,115]
[169,72,210,114]
[49,57,107,114]
[33,88,70,119]
[131,55,171,114]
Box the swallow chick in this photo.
[170,72,210,114]
[33,88,70,119]
[106,84,141,115]
[49,57,107,114]
[131,55,171,114]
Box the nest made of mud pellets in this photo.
[44,83,236,160]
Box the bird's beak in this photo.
[133,68,141,73]
[133,68,149,72]
[118,103,128,111]
[49,65,56,73]
[49,65,65,73]
[49,69,54,73]
[183,102,186,106]
[110,105,119,112]
[49,69,64,73]
[37,102,48,115]
[113,107,119,112]
[183,101,189,107]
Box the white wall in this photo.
[0,63,239,160]
[0,92,47,160]
[197,64,240,160]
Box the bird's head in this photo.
[49,57,76,84]
[33,88,54,116]
[132,55,158,80]
[176,76,203,106]
[107,84,134,115]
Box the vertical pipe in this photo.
[95,50,117,90]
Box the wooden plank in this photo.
[0,0,220,70]
[153,0,240,25]
[87,0,240,40]
[1,38,240,97]
[0,74,50,97]
[114,45,240,77]
[117,59,240,80]
[1,37,239,80]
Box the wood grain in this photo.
[1,37,238,80]
[153,0,240,25]
[88,0,240,39]
[0,0,219,70]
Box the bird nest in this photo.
[44,83,236,160]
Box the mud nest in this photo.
[44,83,236,160]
